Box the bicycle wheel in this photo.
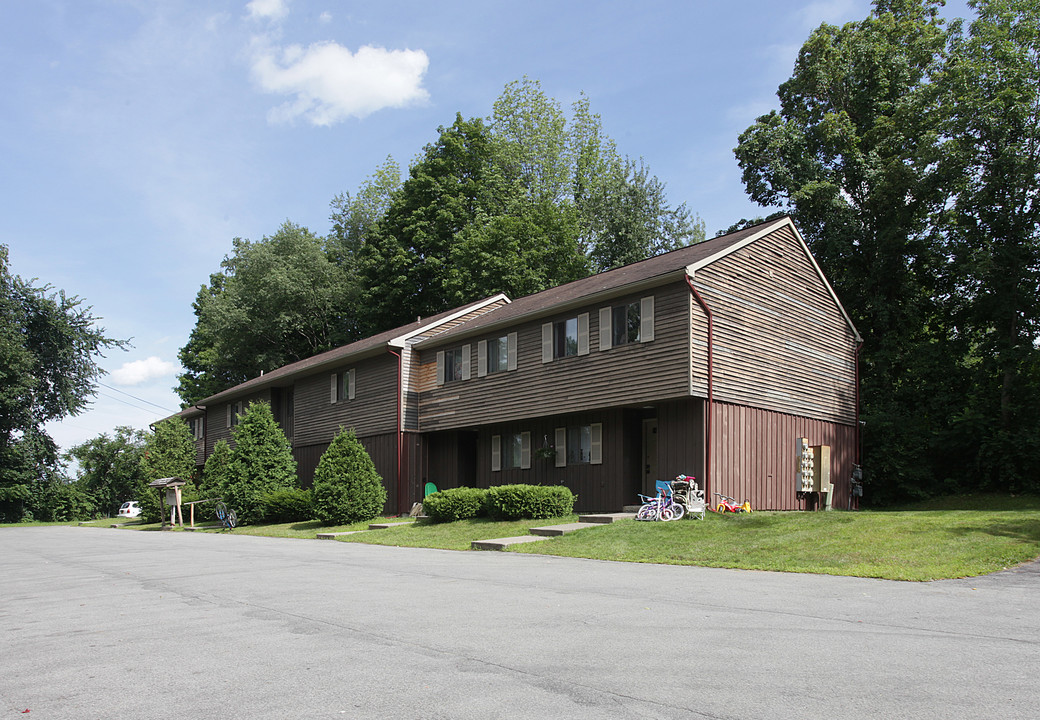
[226,510,237,529]
[670,503,685,521]
[659,507,674,522]
[214,501,227,522]
[637,504,653,521]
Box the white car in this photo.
[117,501,142,518]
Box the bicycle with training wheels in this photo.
[214,501,237,529]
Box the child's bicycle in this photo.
[711,493,752,514]
[636,483,685,521]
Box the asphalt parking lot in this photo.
[1,526,1038,719]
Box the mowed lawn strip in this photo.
[507,499,1040,581]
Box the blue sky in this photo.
[1,0,971,461]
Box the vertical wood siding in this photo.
[690,225,858,424]
[295,431,407,514]
[710,400,856,511]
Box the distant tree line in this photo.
[734,0,1040,501]
[176,78,705,404]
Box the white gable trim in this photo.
[387,293,511,348]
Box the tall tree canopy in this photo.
[734,0,1040,500]
[0,244,123,518]
[177,222,358,404]
[354,78,703,332]
[179,78,704,403]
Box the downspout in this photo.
[387,348,404,514]
[685,274,713,501]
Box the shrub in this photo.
[224,402,298,525]
[484,484,576,520]
[312,428,386,525]
[422,487,487,523]
[259,488,313,523]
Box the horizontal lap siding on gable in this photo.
[417,282,692,432]
[292,353,398,446]
[691,226,858,425]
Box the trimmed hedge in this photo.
[483,484,576,520]
[422,487,487,523]
[259,488,313,523]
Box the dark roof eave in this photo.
[415,267,690,350]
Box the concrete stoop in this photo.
[317,520,415,540]
[472,512,635,550]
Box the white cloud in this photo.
[247,0,289,23]
[319,11,332,24]
[251,41,429,125]
[110,356,179,386]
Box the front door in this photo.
[642,419,658,496]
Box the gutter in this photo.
[685,273,713,501]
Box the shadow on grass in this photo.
[945,518,1040,543]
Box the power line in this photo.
[97,382,178,414]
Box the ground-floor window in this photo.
[554,423,603,467]
[491,431,530,471]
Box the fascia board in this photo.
[686,217,863,344]
[387,293,511,348]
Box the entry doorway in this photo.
[642,419,658,496]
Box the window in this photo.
[491,431,530,471]
[488,336,509,374]
[555,317,579,358]
[329,369,355,403]
[436,345,471,384]
[554,423,603,467]
[567,425,592,464]
[189,417,204,440]
[612,302,641,346]
[599,296,655,351]
[542,314,589,363]
[227,401,244,428]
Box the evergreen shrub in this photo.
[312,428,386,525]
[259,488,313,523]
[483,484,576,520]
[422,487,487,523]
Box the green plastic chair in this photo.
[424,482,438,498]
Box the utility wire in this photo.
[97,382,178,414]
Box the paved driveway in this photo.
[1,527,1037,719]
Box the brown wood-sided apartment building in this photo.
[172,217,862,513]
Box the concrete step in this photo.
[578,512,636,524]
[472,535,549,551]
[368,521,415,530]
[529,522,589,537]
[316,530,367,540]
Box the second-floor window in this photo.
[330,369,355,403]
[555,317,579,358]
[612,302,641,345]
[436,345,471,385]
[542,314,589,363]
[488,336,509,373]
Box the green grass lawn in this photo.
[18,494,1040,581]
[508,505,1040,580]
